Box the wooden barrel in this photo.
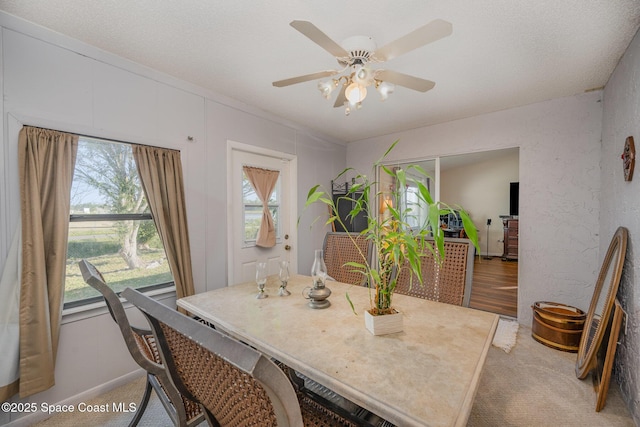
[531,301,586,352]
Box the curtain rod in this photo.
[22,124,182,153]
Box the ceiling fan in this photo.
[272,19,452,115]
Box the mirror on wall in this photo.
[384,148,519,256]
[575,226,628,379]
[575,227,627,412]
[382,147,519,318]
[379,159,436,228]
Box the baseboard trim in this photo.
[4,369,145,427]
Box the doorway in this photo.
[227,141,297,285]
[385,147,519,317]
[469,257,518,317]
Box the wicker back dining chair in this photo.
[393,237,475,307]
[78,260,203,427]
[122,287,361,427]
[323,232,372,286]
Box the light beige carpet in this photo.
[29,326,635,427]
[28,376,176,427]
[467,326,634,427]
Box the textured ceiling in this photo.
[0,1,639,143]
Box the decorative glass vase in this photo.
[278,260,291,296]
[311,249,327,288]
[255,261,268,299]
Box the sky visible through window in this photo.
[65,138,172,305]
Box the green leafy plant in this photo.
[305,140,480,315]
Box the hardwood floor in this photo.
[469,256,518,318]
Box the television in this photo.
[510,182,519,216]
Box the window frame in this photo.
[241,172,282,247]
[63,137,175,310]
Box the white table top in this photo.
[178,274,498,427]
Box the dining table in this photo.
[177,274,499,427]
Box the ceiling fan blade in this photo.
[376,70,435,92]
[333,84,347,108]
[290,20,350,59]
[272,70,338,87]
[374,19,452,62]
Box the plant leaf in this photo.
[407,163,430,178]
[306,184,320,199]
[345,291,357,315]
[305,187,325,207]
[417,181,434,205]
[344,261,367,269]
[375,139,399,165]
[395,168,406,189]
[459,210,480,254]
[325,216,337,225]
[333,167,354,182]
[381,164,394,177]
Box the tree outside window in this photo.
[65,138,173,306]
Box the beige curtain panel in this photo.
[133,145,195,304]
[18,126,78,398]
[243,166,280,247]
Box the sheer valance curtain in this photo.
[1,128,195,402]
[243,166,280,248]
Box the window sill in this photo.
[61,286,176,325]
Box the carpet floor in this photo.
[30,326,635,427]
[467,325,634,426]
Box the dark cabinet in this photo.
[502,218,518,260]
[333,192,367,232]
[331,181,367,233]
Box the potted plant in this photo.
[305,140,480,335]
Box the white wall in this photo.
[3,8,638,425]
[600,26,640,425]
[346,91,603,326]
[204,103,344,286]
[441,150,519,256]
[0,14,343,425]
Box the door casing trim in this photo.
[226,140,298,286]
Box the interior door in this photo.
[228,143,296,285]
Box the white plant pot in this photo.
[364,309,403,335]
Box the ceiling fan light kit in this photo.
[345,82,367,104]
[317,79,338,99]
[377,81,395,101]
[273,19,452,115]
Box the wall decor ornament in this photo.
[622,136,635,181]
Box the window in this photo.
[404,185,421,229]
[242,171,280,246]
[64,137,173,308]
[399,178,431,230]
